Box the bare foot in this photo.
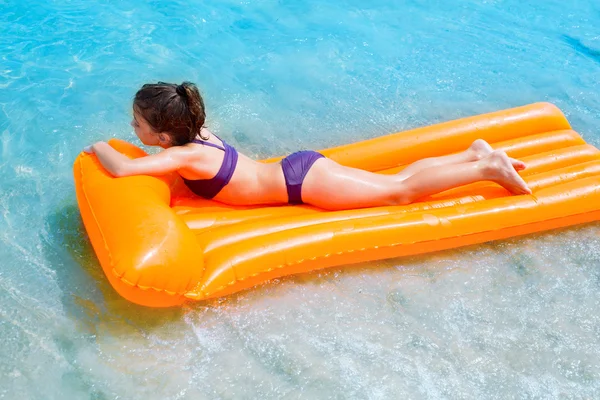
[470,139,526,171]
[481,151,532,195]
[510,157,527,172]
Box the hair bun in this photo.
[175,84,187,97]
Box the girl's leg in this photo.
[396,139,525,180]
[396,139,491,179]
[302,150,530,210]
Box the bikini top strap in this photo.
[192,137,226,151]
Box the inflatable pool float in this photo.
[74,103,600,307]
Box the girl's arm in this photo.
[85,141,184,177]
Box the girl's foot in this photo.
[481,151,532,195]
[470,139,526,171]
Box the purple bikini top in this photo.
[182,135,239,199]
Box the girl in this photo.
[85,81,531,211]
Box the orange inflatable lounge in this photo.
[74,103,600,307]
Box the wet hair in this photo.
[133,81,207,145]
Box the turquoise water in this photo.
[1,0,600,398]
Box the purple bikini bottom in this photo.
[281,150,325,204]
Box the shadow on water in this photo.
[41,201,187,335]
[563,35,600,63]
[40,200,234,399]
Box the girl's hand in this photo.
[84,142,106,154]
